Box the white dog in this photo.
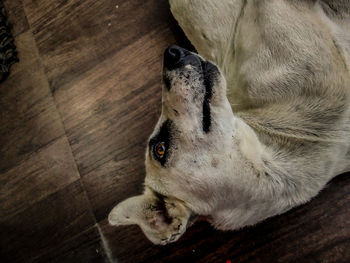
[109,0,350,245]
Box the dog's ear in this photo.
[108,194,149,226]
[108,189,193,245]
[108,189,178,229]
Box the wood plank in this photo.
[31,226,107,263]
[0,31,65,173]
[23,0,173,92]
[0,137,80,220]
[3,0,29,36]
[0,181,96,262]
[9,30,40,76]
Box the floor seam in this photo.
[46,84,114,262]
[46,65,112,263]
[19,12,111,261]
[97,223,115,263]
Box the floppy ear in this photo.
[108,194,149,226]
[108,189,193,245]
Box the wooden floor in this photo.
[0,0,349,262]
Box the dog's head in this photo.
[109,46,237,245]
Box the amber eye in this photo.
[154,142,166,158]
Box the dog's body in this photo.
[109,0,350,245]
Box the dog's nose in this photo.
[164,45,185,69]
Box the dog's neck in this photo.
[232,116,268,174]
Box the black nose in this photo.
[164,45,184,69]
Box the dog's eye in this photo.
[154,142,166,159]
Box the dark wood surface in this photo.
[0,0,349,262]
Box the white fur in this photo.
[109,0,350,244]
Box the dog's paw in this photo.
[143,200,190,245]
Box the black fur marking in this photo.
[203,100,211,132]
[152,191,173,225]
[149,119,173,166]
[163,73,171,91]
[201,61,214,133]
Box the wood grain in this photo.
[23,0,173,92]
[0,137,80,220]
[0,31,65,173]
[31,226,106,263]
[0,181,96,262]
[3,0,29,36]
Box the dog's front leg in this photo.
[169,0,245,68]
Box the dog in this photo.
[108,0,350,245]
